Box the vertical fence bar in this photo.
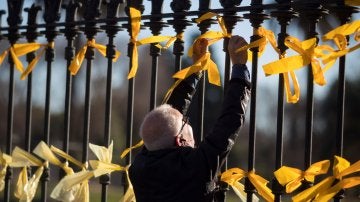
[41,1,62,201]
[145,0,166,110]
[271,1,297,201]
[220,1,242,201]
[62,0,80,156]
[331,2,357,201]
[81,0,102,168]
[123,0,144,192]
[24,4,40,152]
[220,0,241,91]
[169,0,191,73]
[297,1,326,189]
[100,1,122,201]
[244,0,269,201]
[4,1,24,201]
[196,0,214,142]
[23,4,41,180]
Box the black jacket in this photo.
[129,65,251,202]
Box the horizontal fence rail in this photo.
[0,0,359,202]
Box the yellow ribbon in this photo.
[50,145,85,169]
[221,168,274,202]
[236,27,281,61]
[320,20,360,71]
[263,37,324,83]
[32,142,87,202]
[89,141,127,177]
[53,169,94,202]
[155,33,184,50]
[48,145,89,202]
[195,12,230,39]
[274,160,330,193]
[69,39,121,75]
[345,0,360,6]
[120,140,144,159]
[127,7,174,79]
[20,42,55,80]
[0,43,42,74]
[0,150,12,191]
[184,12,232,86]
[33,141,74,175]
[263,36,330,103]
[32,142,88,201]
[89,141,136,202]
[121,168,136,202]
[293,156,360,202]
[173,52,220,86]
[10,146,46,202]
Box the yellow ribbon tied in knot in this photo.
[242,28,300,103]
[89,141,127,177]
[274,160,330,193]
[89,141,136,202]
[127,7,176,79]
[176,12,233,86]
[20,42,55,80]
[263,36,328,103]
[194,12,231,42]
[56,168,94,202]
[33,141,75,175]
[0,150,12,191]
[221,168,274,202]
[10,146,47,202]
[0,43,44,74]
[155,33,184,50]
[173,52,220,86]
[320,19,360,72]
[46,145,90,202]
[236,27,280,61]
[69,39,121,75]
[32,141,87,201]
[293,156,360,202]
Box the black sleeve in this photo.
[166,73,203,116]
[198,64,251,169]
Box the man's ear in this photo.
[175,136,186,147]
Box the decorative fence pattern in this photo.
[0,0,360,201]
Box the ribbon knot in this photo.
[89,141,127,177]
[88,141,135,202]
[274,160,330,193]
[127,7,176,79]
[293,156,360,202]
[221,168,274,202]
[172,52,220,86]
[69,39,121,75]
[10,147,44,201]
[21,42,56,80]
[320,19,360,73]
[263,36,329,103]
[0,43,44,76]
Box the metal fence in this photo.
[0,0,359,201]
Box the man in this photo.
[129,35,251,202]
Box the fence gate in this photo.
[0,0,359,201]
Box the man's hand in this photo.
[228,36,248,65]
[192,38,209,62]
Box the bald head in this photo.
[140,104,183,151]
